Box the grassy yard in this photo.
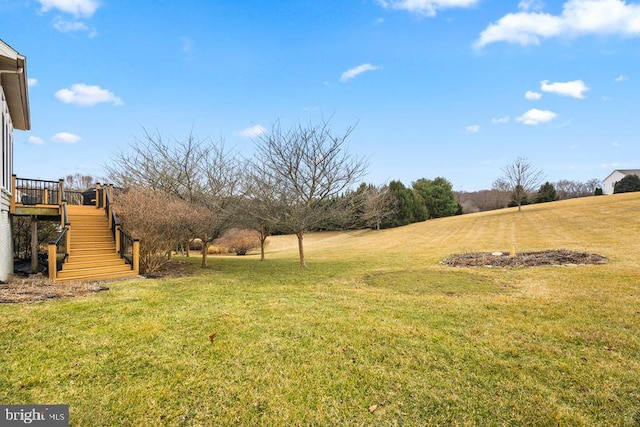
[1,193,639,425]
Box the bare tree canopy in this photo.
[494,156,544,211]
[106,128,244,267]
[250,119,367,267]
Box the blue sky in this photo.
[3,0,640,191]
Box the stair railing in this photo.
[47,202,71,281]
[100,183,140,275]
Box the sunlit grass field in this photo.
[1,193,639,425]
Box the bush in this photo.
[207,245,223,255]
[189,239,203,251]
[214,228,260,256]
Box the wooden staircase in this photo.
[56,205,137,282]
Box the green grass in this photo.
[2,193,640,425]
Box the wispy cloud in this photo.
[340,63,381,83]
[28,136,45,145]
[52,132,82,144]
[615,74,629,82]
[525,90,542,100]
[475,0,640,49]
[236,125,266,139]
[466,124,480,133]
[516,108,557,125]
[376,0,480,17]
[518,0,545,12]
[541,79,589,99]
[55,83,123,107]
[492,116,510,124]
[37,0,100,18]
[27,78,38,87]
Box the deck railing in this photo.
[11,176,140,280]
[101,183,140,275]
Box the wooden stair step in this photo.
[55,269,138,283]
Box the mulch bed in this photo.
[442,249,608,268]
[0,275,110,304]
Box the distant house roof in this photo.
[0,39,30,130]
[604,169,640,181]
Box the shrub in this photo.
[207,245,222,255]
[189,239,203,251]
[214,228,260,256]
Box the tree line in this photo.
[105,121,463,272]
[104,126,622,273]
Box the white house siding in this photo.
[602,171,626,195]
[0,86,13,282]
[0,208,11,282]
[602,170,640,195]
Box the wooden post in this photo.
[132,240,140,275]
[30,218,38,273]
[43,187,49,205]
[94,183,100,208]
[10,174,16,213]
[66,227,71,257]
[48,243,57,282]
[101,184,107,208]
[58,179,64,205]
[115,226,121,254]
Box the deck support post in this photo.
[132,240,140,275]
[48,243,57,282]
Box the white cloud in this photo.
[55,83,123,107]
[492,116,510,124]
[525,90,542,100]
[28,78,38,87]
[466,124,480,133]
[518,0,545,12]
[376,0,480,17]
[52,132,81,144]
[37,0,99,18]
[236,125,266,139]
[541,79,589,99]
[615,74,629,82]
[340,63,381,82]
[516,108,558,125]
[53,19,87,32]
[475,0,640,49]
[28,136,45,145]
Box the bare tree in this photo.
[251,120,367,267]
[106,129,244,267]
[114,187,192,273]
[360,183,396,230]
[495,157,544,212]
[64,173,96,191]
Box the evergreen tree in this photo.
[614,174,640,193]
[383,181,428,228]
[412,177,459,219]
[535,181,558,203]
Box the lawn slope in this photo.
[1,193,639,425]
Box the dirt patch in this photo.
[142,260,191,279]
[0,275,109,304]
[442,249,607,268]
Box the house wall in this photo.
[602,171,626,195]
[0,85,13,282]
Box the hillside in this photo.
[265,192,640,268]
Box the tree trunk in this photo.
[296,231,306,268]
[201,242,209,268]
[259,225,266,261]
[260,237,266,261]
